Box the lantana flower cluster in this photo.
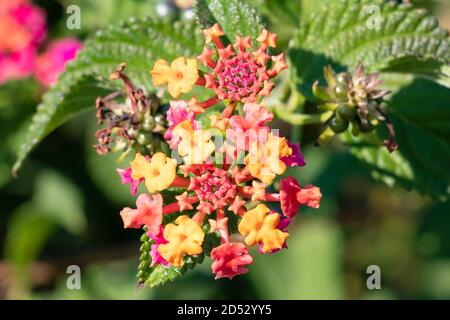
[0,0,82,86]
[116,24,322,281]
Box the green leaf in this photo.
[145,265,183,288]
[13,18,204,174]
[59,0,161,34]
[34,170,87,235]
[251,0,300,27]
[384,57,450,89]
[251,218,344,299]
[194,0,264,44]
[289,0,450,98]
[344,78,450,201]
[4,204,54,272]
[0,79,40,187]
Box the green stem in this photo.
[291,125,301,142]
[287,89,305,112]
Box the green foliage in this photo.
[251,0,300,27]
[289,0,449,97]
[344,78,450,201]
[0,79,40,187]
[59,0,160,34]
[4,169,86,294]
[251,218,344,299]
[194,0,264,44]
[145,265,183,288]
[288,0,450,200]
[4,204,54,272]
[33,170,87,234]
[13,18,204,174]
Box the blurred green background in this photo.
[1,0,450,300]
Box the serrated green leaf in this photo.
[13,18,203,174]
[343,79,450,201]
[384,57,450,89]
[250,0,300,27]
[12,77,111,174]
[145,265,182,288]
[289,0,450,98]
[194,0,264,44]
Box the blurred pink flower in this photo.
[0,47,35,83]
[0,0,46,84]
[35,38,83,87]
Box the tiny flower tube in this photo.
[162,196,200,215]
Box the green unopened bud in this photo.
[140,241,151,252]
[140,232,149,242]
[336,72,351,85]
[141,252,150,261]
[324,65,337,88]
[330,116,349,133]
[334,83,348,100]
[154,114,166,126]
[137,270,148,279]
[336,103,356,121]
[313,81,331,101]
[142,116,156,131]
[138,261,149,270]
[137,132,153,145]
